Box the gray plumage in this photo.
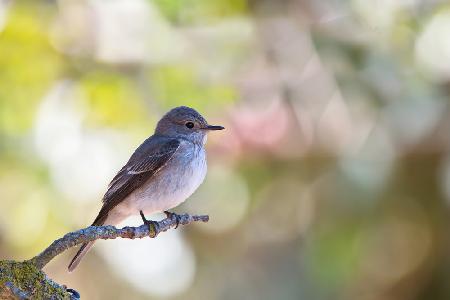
[68,106,224,272]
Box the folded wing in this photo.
[92,137,181,226]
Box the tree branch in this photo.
[4,281,30,300]
[29,213,209,269]
[1,213,208,299]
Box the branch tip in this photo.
[30,213,209,269]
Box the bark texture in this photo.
[0,213,208,299]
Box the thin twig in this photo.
[29,213,209,269]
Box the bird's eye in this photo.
[185,122,195,129]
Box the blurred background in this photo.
[1,0,450,299]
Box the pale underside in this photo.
[104,139,207,226]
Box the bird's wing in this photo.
[92,137,181,226]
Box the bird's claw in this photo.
[140,210,158,236]
[164,211,182,229]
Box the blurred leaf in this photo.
[153,0,248,24]
[305,225,363,290]
[0,3,61,135]
[78,71,151,129]
[150,65,236,109]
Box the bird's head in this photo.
[155,106,224,144]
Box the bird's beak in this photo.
[204,125,225,131]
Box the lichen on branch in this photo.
[0,213,209,299]
[0,260,72,299]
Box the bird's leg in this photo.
[164,211,182,229]
[140,210,159,237]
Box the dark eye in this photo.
[185,122,195,129]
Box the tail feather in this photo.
[68,207,109,272]
[68,217,104,272]
[68,208,126,272]
[68,241,95,272]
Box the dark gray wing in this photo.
[92,137,180,226]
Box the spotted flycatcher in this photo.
[68,106,224,271]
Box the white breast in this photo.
[164,145,207,209]
[118,141,207,216]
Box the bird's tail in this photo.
[68,207,127,272]
[68,212,107,272]
[68,241,95,272]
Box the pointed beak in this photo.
[204,125,225,131]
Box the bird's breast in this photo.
[129,143,207,214]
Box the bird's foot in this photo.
[164,211,182,229]
[140,210,158,237]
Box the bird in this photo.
[68,106,224,272]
